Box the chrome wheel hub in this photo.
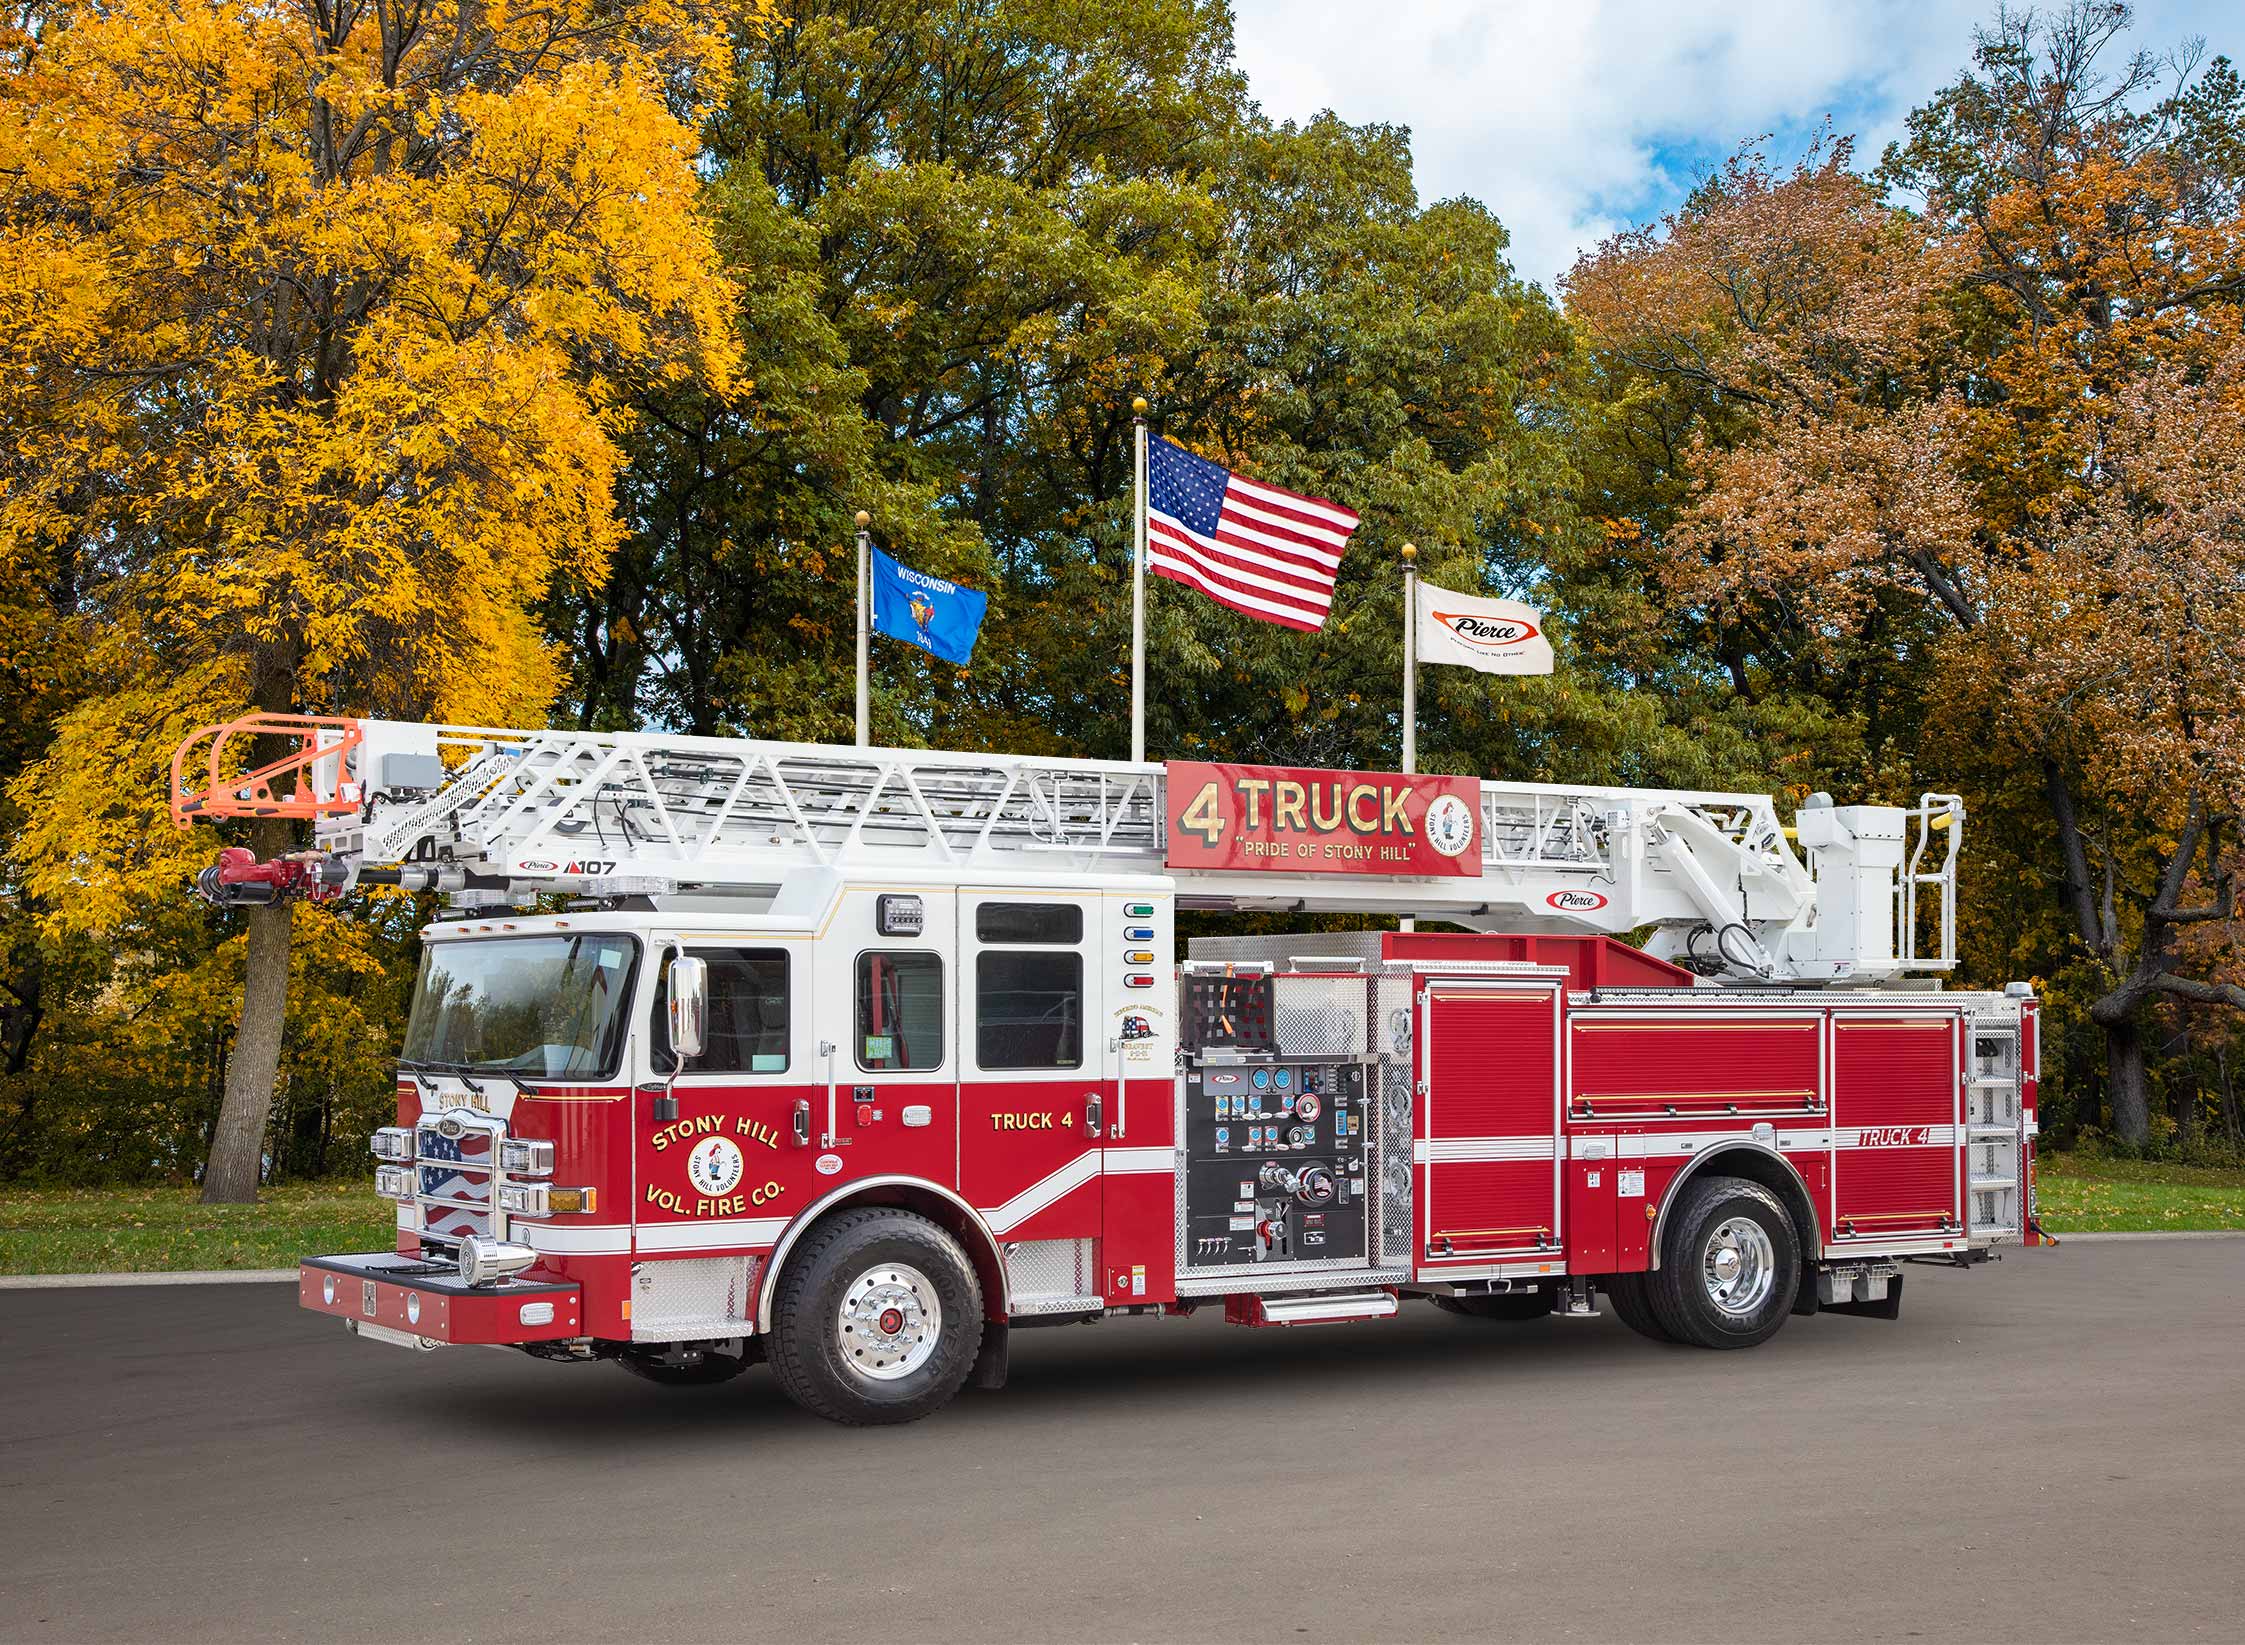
[837,1262,941,1381]
[1702,1216,1776,1316]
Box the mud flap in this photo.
[1791,1265,1821,1316]
[970,1321,1009,1389]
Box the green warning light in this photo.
[1123,903,1155,919]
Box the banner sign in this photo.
[1414,582,1554,675]
[1164,761,1483,877]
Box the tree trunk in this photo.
[201,895,294,1202]
[0,951,41,1075]
[2105,1015,2149,1147]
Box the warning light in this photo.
[1126,974,1156,988]
[1124,903,1155,918]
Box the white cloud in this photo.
[1229,0,2234,291]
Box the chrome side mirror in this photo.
[666,955,708,1064]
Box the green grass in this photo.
[0,1180,395,1275]
[1,1153,2238,1275]
[2035,1152,2245,1233]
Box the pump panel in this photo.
[1183,1060,1372,1268]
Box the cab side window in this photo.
[975,901,1083,1070]
[857,951,944,1071]
[653,949,789,1074]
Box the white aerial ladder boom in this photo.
[170,715,1962,987]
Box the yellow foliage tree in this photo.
[1,0,762,1198]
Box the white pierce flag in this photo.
[1414,582,1554,675]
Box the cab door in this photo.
[634,940,816,1265]
[956,891,1108,1288]
[829,891,957,1189]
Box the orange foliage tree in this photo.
[0,0,761,1197]
[1568,6,2245,1141]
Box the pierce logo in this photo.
[516,859,559,873]
[1434,611,1541,650]
[1546,889,1609,912]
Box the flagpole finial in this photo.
[855,510,870,530]
[1400,541,1416,562]
[1132,396,1148,416]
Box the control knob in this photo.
[1294,1093,1322,1121]
[1293,1164,1336,1205]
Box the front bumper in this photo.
[300,1253,583,1346]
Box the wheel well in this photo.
[1649,1145,1821,1271]
[754,1178,1009,1334]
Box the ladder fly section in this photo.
[320,726,1166,878]
[176,716,1962,984]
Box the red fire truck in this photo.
[174,715,2044,1424]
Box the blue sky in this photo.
[1230,0,2237,291]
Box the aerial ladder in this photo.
[171,714,1962,987]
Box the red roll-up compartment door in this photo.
[1830,1012,1963,1244]
[1417,984,1562,1266]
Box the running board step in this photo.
[1225,1289,1399,1327]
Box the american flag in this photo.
[1146,436,1359,632]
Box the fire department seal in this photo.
[686,1135,745,1197]
[1423,792,1476,858]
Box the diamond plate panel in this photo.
[632,1255,758,1342]
[1272,974,1370,1058]
[1374,970,1416,1267]
[1005,1237,1097,1304]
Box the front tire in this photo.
[767,1209,984,1425]
[1644,1176,1799,1349]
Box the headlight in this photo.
[370,1128,414,1162]
[499,1138,554,1176]
[374,1165,415,1200]
[456,1235,537,1286]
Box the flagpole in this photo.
[1401,542,1417,774]
[1131,396,1149,764]
[855,509,871,748]
[1400,542,1417,935]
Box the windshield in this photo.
[401,935,639,1080]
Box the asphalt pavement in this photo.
[3,1237,2241,1643]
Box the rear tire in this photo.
[767,1208,983,1425]
[1600,1271,1677,1343]
[1644,1175,1800,1349]
[1431,1290,1553,1321]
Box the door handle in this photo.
[1084,1094,1103,1139]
